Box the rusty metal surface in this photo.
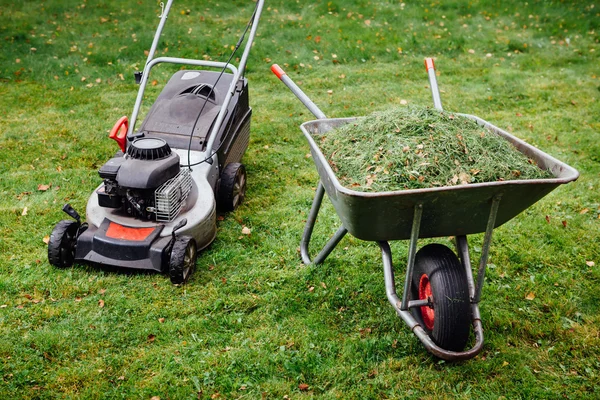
[300,116,579,241]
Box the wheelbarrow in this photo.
[271,60,579,360]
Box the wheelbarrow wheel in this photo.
[217,163,247,212]
[169,236,197,285]
[410,243,471,352]
[48,220,79,268]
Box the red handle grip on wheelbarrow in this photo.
[109,116,128,153]
[271,64,286,79]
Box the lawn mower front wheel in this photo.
[218,163,246,212]
[410,243,471,352]
[48,220,79,268]
[169,236,197,285]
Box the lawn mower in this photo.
[47,0,265,284]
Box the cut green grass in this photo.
[319,106,552,191]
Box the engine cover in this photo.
[117,139,180,189]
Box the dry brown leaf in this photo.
[298,383,309,391]
[241,226,251,235]
[158,318,165,323]
[580,208,589,214]
[525,292,535,300]
[98,299,105,308]
[147,334,156,342]
[21,207,28,216]
[586,261,595,267]
[37,184,51,191]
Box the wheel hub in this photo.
[418,273,435,331]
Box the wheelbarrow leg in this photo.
[300,181,347,265]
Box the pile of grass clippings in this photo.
[318,106,553,192]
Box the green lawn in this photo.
[1,0,599,398]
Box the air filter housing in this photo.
[127,138,172,160]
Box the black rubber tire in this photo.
[217,163,246,212]
[169,236,197,285]
[48,220,79,268]
[410,243,471,352]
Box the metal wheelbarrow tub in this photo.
[300,115,579,242]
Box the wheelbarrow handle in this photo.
[270,64,327,119]
[425,57,444,111]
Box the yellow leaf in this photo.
[525,292,535,300]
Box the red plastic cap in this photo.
[271,64,286,79]
[424,58,435,71]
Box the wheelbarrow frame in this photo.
[272,62,579,360]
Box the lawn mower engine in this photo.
[96,138,192,222]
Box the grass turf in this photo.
[1,0,599,398]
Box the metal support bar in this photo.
[144,0,174,80]
[401,204,423,310]
[300,182,347,265]
[455,235,476,299]
[474,195,502,303]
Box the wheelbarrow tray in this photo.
[300,114,579,242]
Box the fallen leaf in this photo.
[516,112,523,117]
[525,292,535,300]
[545,215,550,223]
[0,305,6,308]
[150,397,160,400]
[502,361,509,367]
[37,184,51,191]
[364,19,371,26]
[298,383,309,391]
[118,376,125,380]
[98,289,106,295]
[147,334,156,342]
[158,318,165,323]
[586,261,595,267]
[579,208,589,214]
[400,99,408,105]
[241,226,251,235]
[98,299,105,308]
[561,220,567,228]
[21,207,28,216]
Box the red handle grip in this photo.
[271,64,286,79]
[109,116,128,153]
[424,57,435,71]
